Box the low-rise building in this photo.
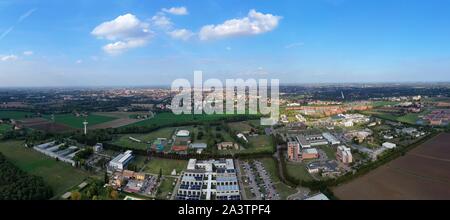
[302,148,319,160]
[217,142,239,151]
[109,150,134,172]
[322,132,341,145]
[176,159,241,201]
[382,142,397,149]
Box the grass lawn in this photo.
[0,141,90,197]
[285,162,314,182]
[0,110,35,120]
[156,176,176,200]
[0,124,12,134]
[143,158,188,176]
[228,121,254,132]
[317,146,336,160]
[246,136,275,153]
[43,113,117,129]
[112,127,176,150]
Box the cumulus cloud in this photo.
[151,13,174,29]
[168,29,194,41]
[162,7,189,15]
[23,51,33,56]
[1,55,19,62]
[92,14,152,55]
[199,9,282,40]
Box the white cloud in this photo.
[169,29,194,41]
[162,7,189,16]
[1,55,18,62]
[151,13,173,29]
[226,46,232,51]
[76,59,83,64]
[285,42,304,49]
[23,51,33,56]
[199,9,282,40]
[92,14,152,55]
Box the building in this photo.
[302,148,319,160]
[337,146,353,164]
[296,134,328,148]
[306,160,340,177]
[217,142,239,151]
[304,193,329,200]
[109,150,134,172]
[176,130,190,137]
[322,132,341,145]
[176,159,241,201]
[94,143,103,152]
[287,142,300,161]
[383,142,397,149]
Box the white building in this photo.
[177,159,241,201]
[176,130,190,137]
[109,150,134,171]
[322,132,341,145]
[337,146,353,164]
[304,193,329,200]
[382,142,397,149]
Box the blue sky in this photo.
[1,0,450,86]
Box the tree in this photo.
[158,168,163,181]
[71,191,81,200]
[104,171,109,184]
[109,190,119,200]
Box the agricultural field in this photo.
[43,113,117,129]
[125,112,259,128]
[364,110,431,125]
[333,133,450,200]
[0,141,90,197]
[0,110,35,120]
[142,157,188,176]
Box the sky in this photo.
[1,0,450,87]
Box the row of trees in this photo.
[0,153,53,200]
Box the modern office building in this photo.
[176,159,241,201]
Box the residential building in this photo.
[337,146,353,164]
[288,142,300,161]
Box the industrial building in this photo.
[108,150,134,172]
[296,134,329,148]
[176,159,241,201]
[322,132,341,145]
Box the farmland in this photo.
[43,113,117,129]
[0,141,90,197]
[0,110,35,120]
[125,112,260,128]
[333,133,450,200]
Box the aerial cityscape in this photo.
[1,0,450,206]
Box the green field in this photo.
[0,141,90,197]
[246,136,275,153]
[364,110,431,125]
[156,176,177,200]
[43,113,117,128]
[142,158,188,176]
[125,112,260,128]
[0,111,35,120]
[285,162,314,182]
[112,127,176,150]
[0,124,12,134]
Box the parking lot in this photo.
[240,160,280,200]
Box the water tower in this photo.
[83,120,88,135]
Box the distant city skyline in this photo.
[1,0,450,86]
